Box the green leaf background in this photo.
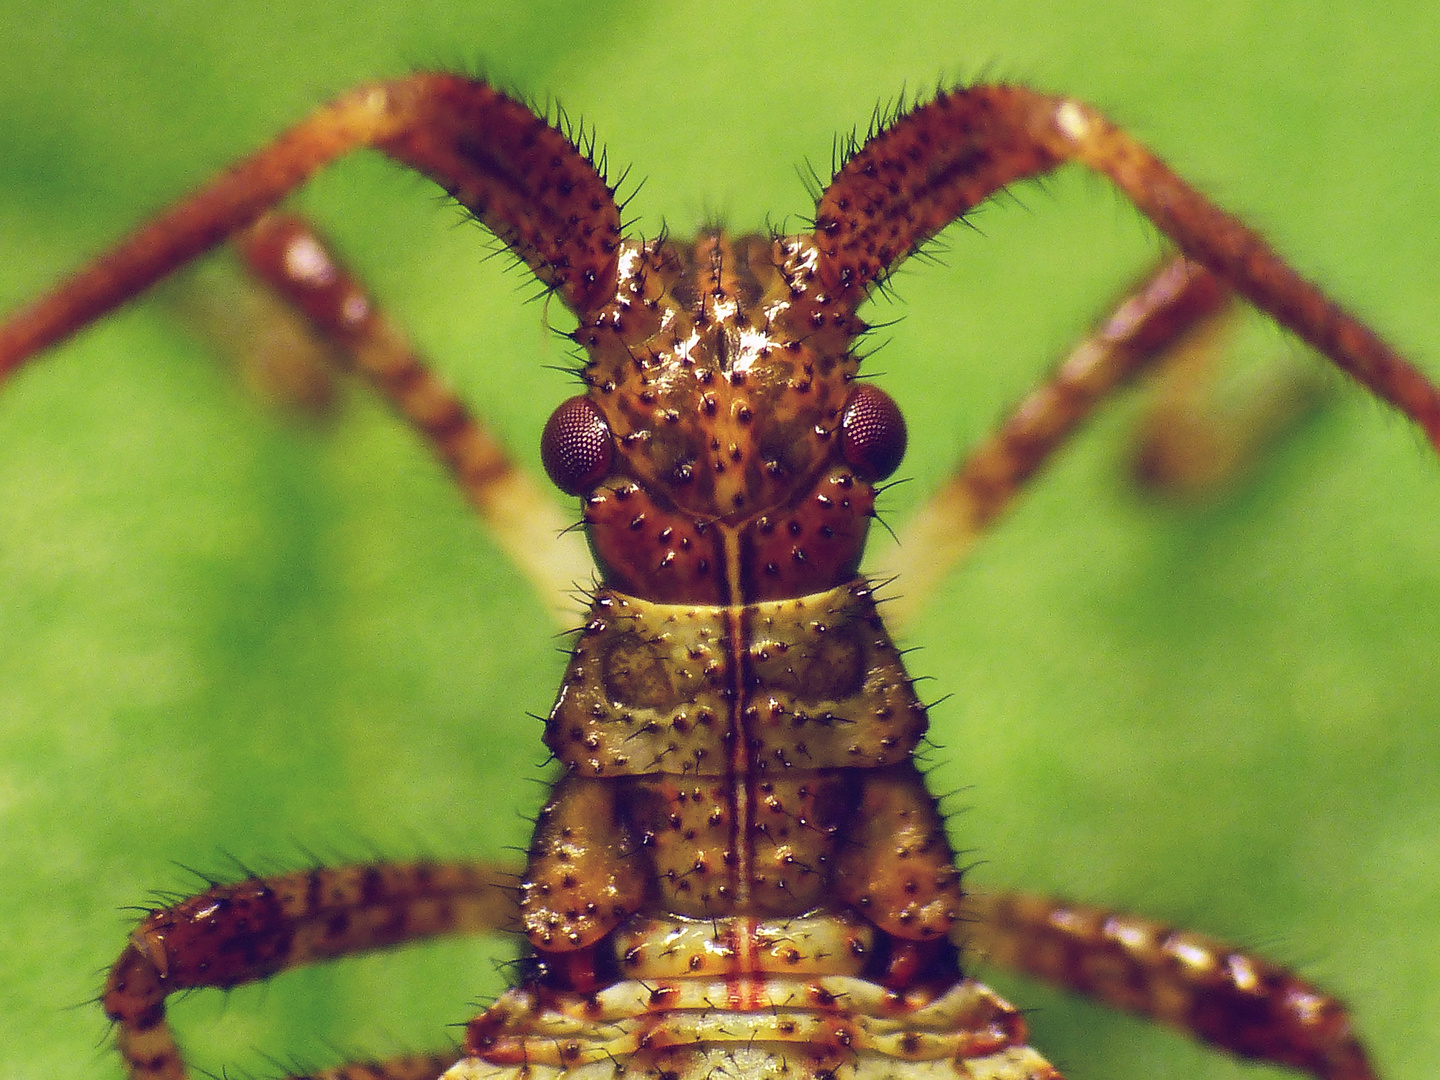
[1,2,1436,1079]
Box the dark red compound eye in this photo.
[840,383,907,481]
[541,395,614,495]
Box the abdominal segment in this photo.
[454,912,1058,1080]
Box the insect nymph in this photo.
[2,74,1437,1080]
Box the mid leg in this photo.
[232,213,590,620]
[885,255,1230,628]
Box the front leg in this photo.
[0,74,622,378]
[811,85,1440,450]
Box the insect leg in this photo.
[105,861,519,1080]
[963,889,1375,1080]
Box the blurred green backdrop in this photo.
[0,2,1436,1079]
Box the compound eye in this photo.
[541,395,614,495]
[840,383,907,481]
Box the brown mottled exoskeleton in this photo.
[2,74,1437,1080]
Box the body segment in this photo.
[491,231,1047,1078]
